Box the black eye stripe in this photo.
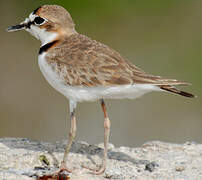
[34,17,45,25]
[26,21,34,29]
[33,6,41,14]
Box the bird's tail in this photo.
[160,85,195,98]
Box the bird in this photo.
[7,5,195,175]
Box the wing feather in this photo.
[45,34,189,87]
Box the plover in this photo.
[7,5,195,175]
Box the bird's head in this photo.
[7,5,76,45]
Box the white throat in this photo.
[30,26,58,46]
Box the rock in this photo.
[0,138,202,180]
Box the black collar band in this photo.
[39,40,59,55]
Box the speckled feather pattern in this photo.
[44,33,188,87]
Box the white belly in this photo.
[38,53,161,102]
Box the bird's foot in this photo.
[59,161,74,173]
[82,163,106,175]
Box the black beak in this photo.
[7,19,34,32]
[6,24,26,32]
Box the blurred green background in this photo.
[0,0,201,147]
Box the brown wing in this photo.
[45,34,189,87]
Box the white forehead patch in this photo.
[29,13,37,21]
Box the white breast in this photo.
[38,53,161,102]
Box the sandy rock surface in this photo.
[0,138,202,180]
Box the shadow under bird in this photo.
[7,5,195,175]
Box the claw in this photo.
[81,163,106,175]
[59,161,74,173]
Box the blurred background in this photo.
[0,0,201,147]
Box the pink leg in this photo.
[60,100,77,173]
[83,99,111,175]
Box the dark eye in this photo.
[34,17,45,25]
